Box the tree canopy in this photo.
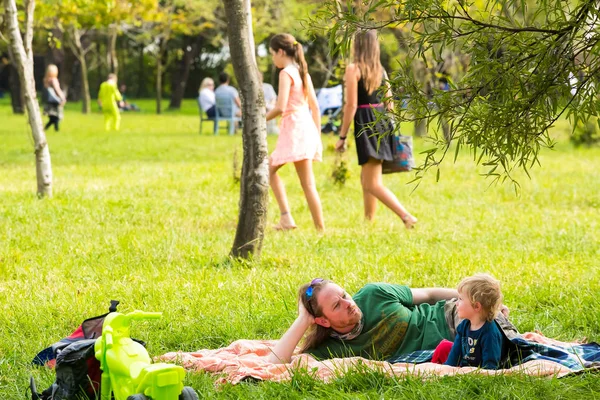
[315,0,600,185]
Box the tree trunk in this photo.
[319,55,339,89]
[155,37,170,114]
[80,56,91,114]
[412,59,430,137]
[156,50,163,114]
[7,53,24,114]
[415,120,427,137]
[137,42,145,98]
[4,0,53,197]
[71,27,91,114]
[60,46,77,101]
[107,25,119,77]
[243,0,256,65]
[224,0,269,259]
[168,36,202,110]
[96,37,105,95]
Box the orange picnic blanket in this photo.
[158,335,574,385]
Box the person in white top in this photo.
[262,72,279,135]
[198,77,216,117]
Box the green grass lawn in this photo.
[1,98,599,399]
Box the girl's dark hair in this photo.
[298,279,332,353]
[270,33,308,93]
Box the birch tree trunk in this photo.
[224,0,269,258]
[4,0,53,197]
[243,0,256,65]
[108,25,119,77]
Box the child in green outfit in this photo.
[98,73,123,131]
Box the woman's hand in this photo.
[335,139,347,153]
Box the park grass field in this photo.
[1,98,599,399]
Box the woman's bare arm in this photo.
[335,64,359,151]
[51,78,66,104]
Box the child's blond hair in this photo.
[458,274,503,322]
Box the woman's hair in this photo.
[44,64,58,86]
[353,30,383,94]
[269,33,308,92]
[199,77,214,92]
[458,274,503,322]
[298,279,333,353]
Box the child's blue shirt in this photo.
[444,319,502,369]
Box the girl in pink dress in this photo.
[266,33,324,231]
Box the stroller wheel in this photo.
[126,394,149,400]
[179,386,199,400]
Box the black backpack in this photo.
[30,300,133,400]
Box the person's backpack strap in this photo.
[109,300,119,313]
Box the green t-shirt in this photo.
[307,283,452,360]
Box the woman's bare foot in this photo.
[274,212,297,231]
[402,214,418,229]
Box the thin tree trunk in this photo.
[71,27,91,114]
[137,42,145,98]
[4,0,53,197]
[168,36,201,110]
[97,37,105,95]
[108,25,119,77]
[156,48,163,114]
[412,59,430,137]
[155,36,170,114]
[243,0,256,65]
[7,51,24,114]
[415,119,427,137]
[319,0,342,88]
[80,56,91,114]
[224,0,269,259]
[320,55,339,89]
[60,46,76,101]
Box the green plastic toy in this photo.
[94,310,198,400]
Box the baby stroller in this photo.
[316,84,343,134]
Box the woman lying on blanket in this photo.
[268,279,517,365]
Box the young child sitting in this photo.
[441,274,505,369]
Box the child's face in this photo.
[270,48,286,69]
[456,291,480,320]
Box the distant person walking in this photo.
[335,30,417,229]
[267,33,324,231]
[98,73,123,131]
[42,64,66,132]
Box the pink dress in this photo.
[270,65,322,166]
